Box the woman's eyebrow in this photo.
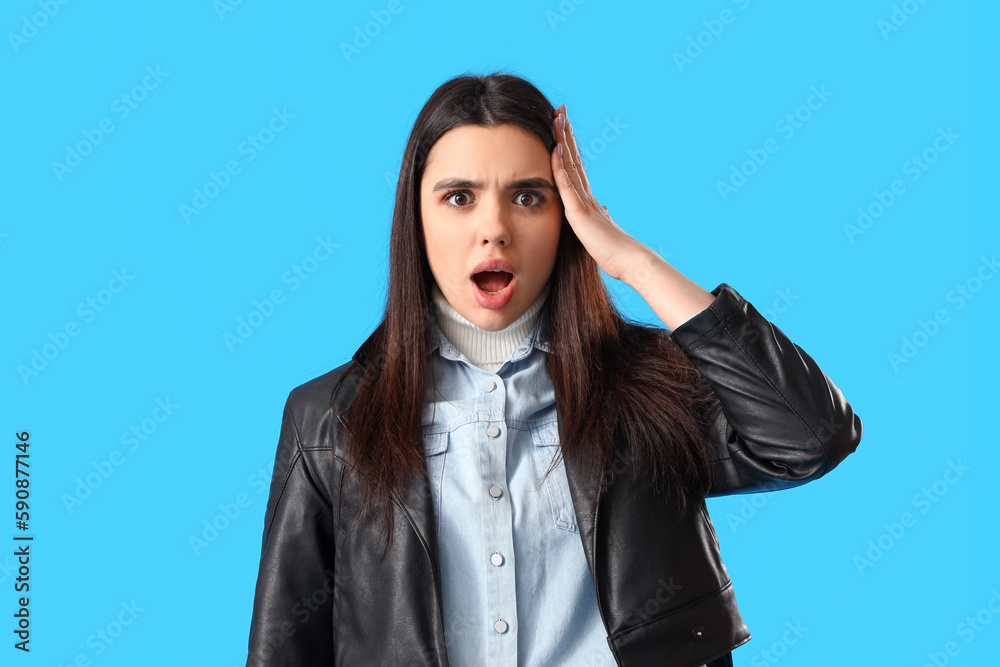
[431,176,557,193]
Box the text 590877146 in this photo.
[13,430,32,652]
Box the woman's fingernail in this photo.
[557,142,563,157]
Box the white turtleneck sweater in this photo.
[429,281,551,373]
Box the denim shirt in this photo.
[422,304,619,666]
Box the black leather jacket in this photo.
[246,283,862,666]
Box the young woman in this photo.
[246,72,862,667]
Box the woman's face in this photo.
[419,123,563,332]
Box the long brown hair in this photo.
[332,71,718,559]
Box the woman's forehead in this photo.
[422,124,550,181]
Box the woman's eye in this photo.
[445,191,470,207]
[516,191,545,208]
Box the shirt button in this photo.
[489,485,502,499]
[491,552,504,566]
[494,618,508,633]
[486,424,501,438]
[486,380,497,393]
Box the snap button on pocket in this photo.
[690,625,705,641]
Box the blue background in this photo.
[2,1,995,665]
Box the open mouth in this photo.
[472,269,513,295]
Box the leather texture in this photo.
[246,282,863,666]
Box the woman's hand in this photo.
[550,103,647,284]
[550,103,715,329]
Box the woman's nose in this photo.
[478,203,511,246]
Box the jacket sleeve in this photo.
[668,282,863,496]
[246,392,336,666]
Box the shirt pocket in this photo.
[529,420,579,534]
[422,431,449,536]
